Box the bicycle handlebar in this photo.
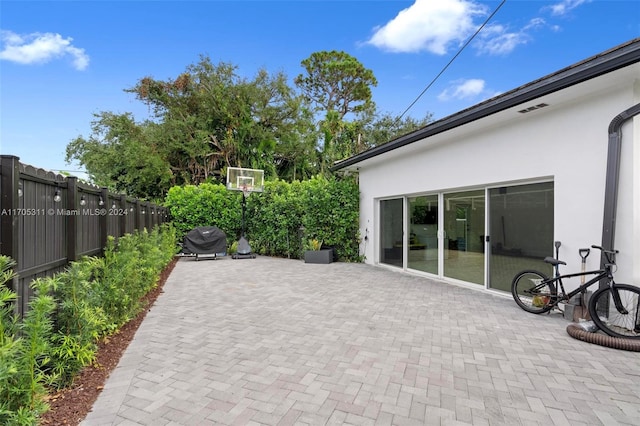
[591,245,619,254]
[591,245,618,265]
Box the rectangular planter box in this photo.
[304,249,333,264]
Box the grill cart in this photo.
[182,226,227,261]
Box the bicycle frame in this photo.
[547,269,606,305]
[513,245,638,337]
[545,266,629,315]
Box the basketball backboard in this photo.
[226,167,264,193]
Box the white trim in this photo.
[484,187,490,290]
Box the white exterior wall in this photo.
[618,80,640,287]
[357,77,639,288]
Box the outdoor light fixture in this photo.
[98,196,105,206]
[53,188,62,203]
[142,209,146,215]
[80,195,87,206]
[130,206,134,212]
[18,182,23,197]
[111,201,116,209]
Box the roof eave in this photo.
[331,38,640,172]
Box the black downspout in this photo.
[600,102,640,288]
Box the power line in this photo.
[396,0,507,122]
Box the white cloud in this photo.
[523,18,546,31]
[475,25,527,55]
[474,17,547,55]
[438,79,486,101]
[367,0,578,58]
[366,0,487,54]
[0,30,89,70]
[548,0,590,16]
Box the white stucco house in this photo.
[332,38,640,295]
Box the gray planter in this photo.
[304,249,333,264]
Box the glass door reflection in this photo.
[407,195,438,274]
[443,190,485,285]
[379,198,404,267]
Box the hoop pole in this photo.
[241,192,246,237]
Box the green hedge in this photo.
[166,176,361,261]
[0,224,177,425]
[164,184,240,239]
[300,176,360,261]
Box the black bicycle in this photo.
[511,244,640,339]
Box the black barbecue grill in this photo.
[181,226,227,260]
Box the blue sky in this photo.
[1,0,638,177]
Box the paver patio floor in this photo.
[82,256,640,425]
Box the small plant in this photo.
[19,278,56,413]
[0,275,55,425]
[48,333,96,389]
[307,238,322,251]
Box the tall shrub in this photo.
[300,176,360,261]
[165,183,240,242]
[245,180,304,258]
[165,176,361,261]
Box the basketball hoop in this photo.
[226,167,264,193]
[226,167,263,259]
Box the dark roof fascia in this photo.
[332,38,640,172]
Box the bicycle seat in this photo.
[544,256,566,266]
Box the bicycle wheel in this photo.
[589,284,640,339]
[511,270,556,314]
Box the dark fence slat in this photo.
[67,177,78,262]
[0,155,170,317]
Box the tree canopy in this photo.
[294,50,378,120]
[66,112,171,200]
[295,51,379,172]
[66,52,432,200]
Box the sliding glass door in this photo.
[380,198,404,267]
[488,182,554,291]
[377,182,553,291]
[443,190,485,285]
[408,195,438,274]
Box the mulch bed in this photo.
[39,257,179,425]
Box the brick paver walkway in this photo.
[82,256,640,425]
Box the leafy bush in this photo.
[0,224,178,423]
[165,183,240,243]
[166,176,361,261]
[0,259,54,425]
[244,179,304,258]
[300,176,360,261]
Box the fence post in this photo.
[0,155,19,290]
[100,187,108,252]
[145,201,151,230]
[66,176,78,262]
[134,199,141,231]
[119,194,127,237]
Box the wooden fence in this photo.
[0,155,170,317]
